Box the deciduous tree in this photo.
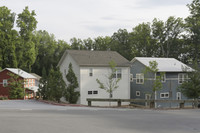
[8,72,24,99]
[16,6,37,72]
[0,6,18,68]
[96,61,121,99]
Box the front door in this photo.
[145,94,151,106]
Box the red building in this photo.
[0,68,38,99]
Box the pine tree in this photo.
[39,67,48,100]
[48,68,65,102]
[180,62,200,100]
[65,63,79,104]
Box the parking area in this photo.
[0,100,200,133]
[0,100,82,110]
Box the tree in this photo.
[180,62,200,101]
[152,17,184,58]
[130,22,157,57]
[70,37,84,50]
[94,36,111,50]
[48,67,66,102]
[185,0,200,62]
[83,38,94,50]
[111,29,133,60]
[16,6,37,72]
[0,6,18,68]
[96,61,121,99]
[65,63,80,104]
[8,72,24,99]
[144,61,164,108]
[32,30,70,76]
[38,67,48,100]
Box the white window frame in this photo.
[89,68,93,77]
[112,68,122,79]
[130,74,133,82]
[136,91,140,96]
[3,79,8,87]
[136,73,144,84]
[178,73,188,84]
[160,92,169,98]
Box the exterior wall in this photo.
[0,69,12,97]
[80,67,130,106]
[24,78,35,88]
[59,53,130,106]
[0,69,24,98]
[59,54,80,103]
[130,60,190,108]
[0,69,36,99]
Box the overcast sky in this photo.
[1,0,192,42]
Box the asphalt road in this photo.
[0,100,200,133]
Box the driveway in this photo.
[0,100,200,133]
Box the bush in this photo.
[0,96,8,100]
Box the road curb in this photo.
[37,99,87,107]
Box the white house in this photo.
[57,50,131,106]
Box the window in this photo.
[178,73,188,84]
[116,69,122,78]
[130,74,133,82]
[176,92,181,100]
[160,92,169,98]
[112,68,122,79]
[136,73,144,84]
[88,90,98,95]
[3,79,8,87]
[161,73,166,83]
[25,79,28,85]
[88,91,92,95]
[89,68,93,76]
[93,91,98,94]
[136,91,140,96]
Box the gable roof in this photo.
[58,50,130,67]
[1,68,36,79]
[30,73,41,80]
[131,57,194,72]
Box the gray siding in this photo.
[130,60,190,108]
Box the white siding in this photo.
[80,67,130,106]
[59,53,130,106]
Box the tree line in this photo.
[0,0,200,77]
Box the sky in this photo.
[0,0,192,42]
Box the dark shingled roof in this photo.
[58,50,130,67]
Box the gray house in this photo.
[130,57,193,108]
